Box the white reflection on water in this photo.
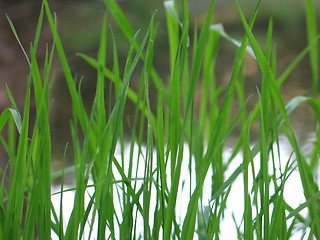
[51,133,316,239]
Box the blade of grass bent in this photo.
[0,109,22,135]
[5,15,30,66]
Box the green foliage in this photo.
[0,0,319,239]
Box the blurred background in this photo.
[0,0,318,160]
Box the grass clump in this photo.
[0,0,319,239]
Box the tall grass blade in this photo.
[304,0,319,95]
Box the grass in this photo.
[0,0,319,239]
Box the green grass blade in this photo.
[5,15,30,66]
[4,75,32,239]
[304,0,319,95]
[43,0,89,133]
